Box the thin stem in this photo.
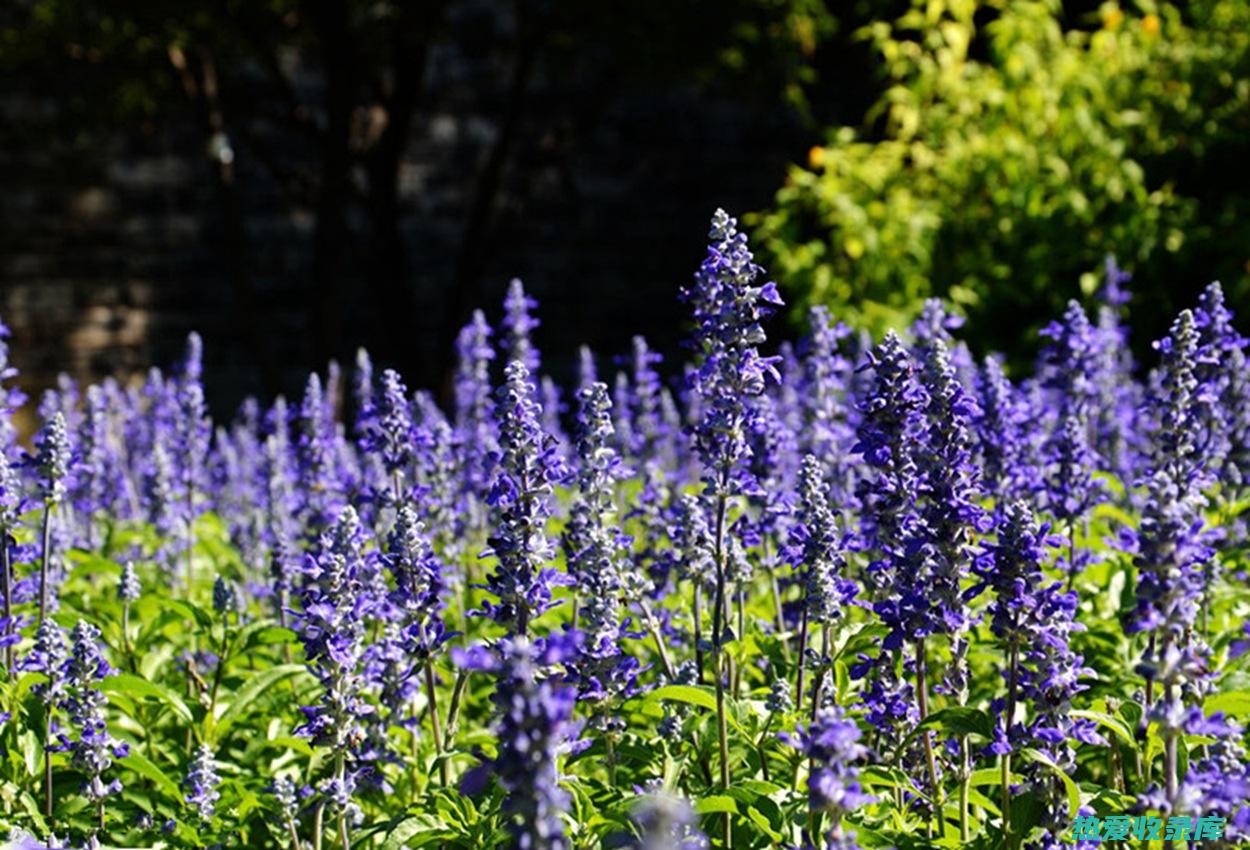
[915,639,942,837]
[794,605,810,716]
[1,538,12,673]
[1003,640,1019,849]
[43,705,54,820]
[1065,518,1077,593]
[445,669,470,738]
[808,625,828,722]
[335,752,351,850]
[693,583,704,683]
[39,503,55,625]
[606,733,618,786]
[424,659,448,787]
[958,738,970,842]
[733,584,745,699]
[312,802,325,850]
[286,814,303,850]
[640,600,674,680]
[711,490,731,849]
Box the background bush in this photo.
[755,0,1250,364]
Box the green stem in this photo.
[1,539,11,673]
[39,503,55,625]
[711,490,732,849]
[640,600,674,680]
[915,639,942,837]
[424,659,448,787]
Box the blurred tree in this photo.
[754,0,1250,365]
[0,0,846,397]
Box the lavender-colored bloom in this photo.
[271,775,302,821]
[1038,300,1102,518]
[852,331,926,601]
[915,340,984,698]
[35,412,71,508]
[61,621,125,805]
[20,620,68,707]
[577,345,598,394]
[374,369,414,482]
[184,744,221,820]
[457,637,580,850]
[501,278,541,374]
[780,708,873,848]
[624,792,709,850]
[175,376,211,516]
[789,456,856,628]
[478,361,568,636]
[799,306,857,507]
[454,310,498,506]
[977,502,1100,835]
[212,575,238,617]
[383,504,445,628]
[75,385,120,523]
[0,319,27,451]
[296,374,342,534]
[294,506,373,756]
[683,208,784,498]
[565,383,640,706]
[118,562,141,603]
[975,355,1030,504]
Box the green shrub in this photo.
[754,0,1250,359]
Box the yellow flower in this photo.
[1103,8,1123,30]
[808,145,826,169]
[1143,13,1160,35]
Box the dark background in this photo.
[4,0,1241,424]
[1,0,895,419]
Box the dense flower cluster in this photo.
[0,211,1246,850]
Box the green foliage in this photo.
[755,0,1250,359]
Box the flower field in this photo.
[0,209,1247,849]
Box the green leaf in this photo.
[19,729,40,778]
[694,795,738,815]
[646,684,718,713]
[921,707,994,740]
[1021,747,1080,819]
[121,751,182,801]
[103,674,194,723]
[1070,709,1137,751]
[212,664,305,738]
[381,816,451,850]
[1205,690,1250,719]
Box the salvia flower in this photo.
[682,207,784,498]
[478,360,568,636]
[61,621,125,805]
[780,708,873,849]
[623,792,709,850]
[457,637,581,850]
[789,455,857,628]
[373,368,414,484]
[117,562,141,604]
[184,744,221,820]
[35,412,71,508]
[501,278,541,374]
